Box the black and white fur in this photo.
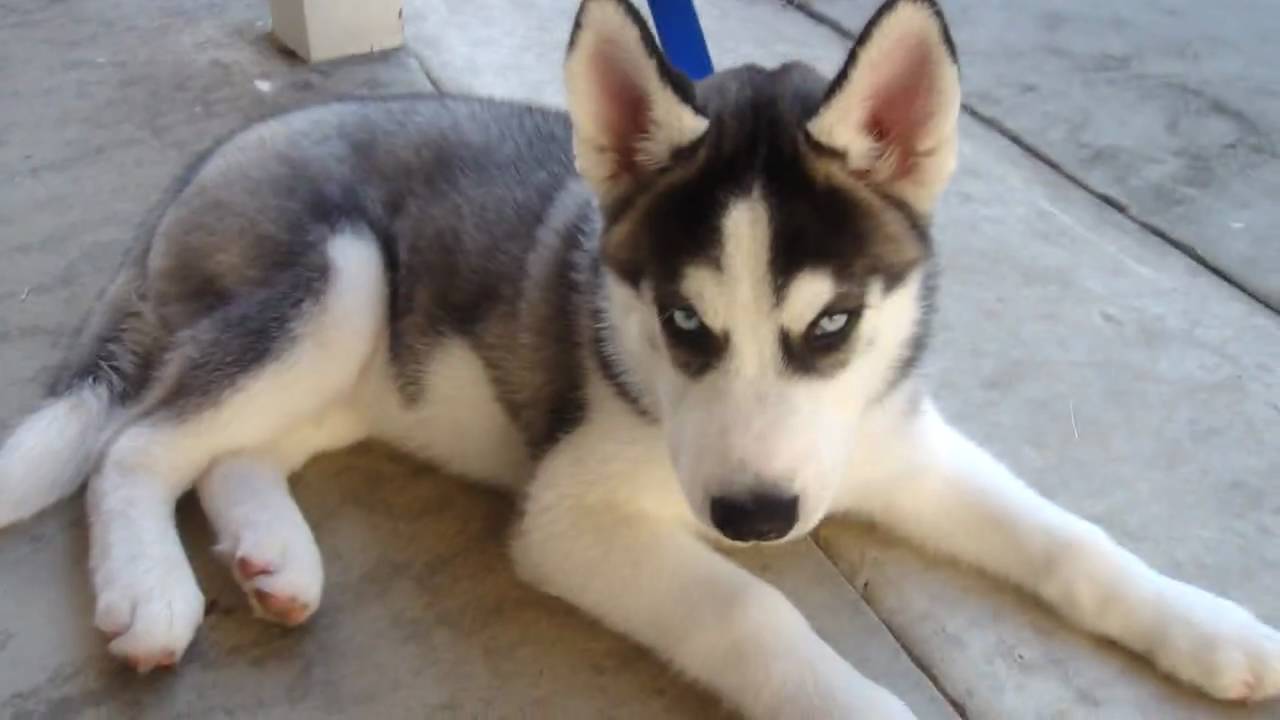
[1,0,1277,715]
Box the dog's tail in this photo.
[0,384,115,527]
[0,244,161,528]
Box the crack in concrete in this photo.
[809,538,971,719]
[408,47,447,92]
[783,0,1279,316]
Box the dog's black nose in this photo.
[709,492,798,542]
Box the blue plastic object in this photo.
[646,0,714,80]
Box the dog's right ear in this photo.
[565,0,709,201]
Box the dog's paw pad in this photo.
[121,649,179,674]
[223,538,322,627]
[234,555,274,582]
[251,588,314,627]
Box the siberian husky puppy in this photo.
[1,0,1276,716]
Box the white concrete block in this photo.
[269,0,405,63]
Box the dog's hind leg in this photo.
[197,406,368,627]
[90,229,384,671]
[844,397,1280,703]
[199,455,323,627]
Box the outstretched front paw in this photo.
[1150,580,1280,702]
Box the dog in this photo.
[0,0,1276,716]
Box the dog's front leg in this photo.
[513,446,915,719]
[847,397,1280,702]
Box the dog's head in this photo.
[567,0,959,543]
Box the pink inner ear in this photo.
[864,35,938,180]
[594,46,651,176]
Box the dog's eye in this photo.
[666,306,704,333]
[805,309,858,348]
[812,312,849,336]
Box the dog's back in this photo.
[140,95,583,338]
[2,94,593,524]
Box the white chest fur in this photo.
[369,339,533,488]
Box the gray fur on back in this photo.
[60,95,607,455]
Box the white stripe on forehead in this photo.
[679,188,778,377]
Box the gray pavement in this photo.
[2,0,1279,718]
[807,0,1280,311]
[821,111,1280,719]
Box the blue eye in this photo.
[812,311,849,336]
[668,306,703,332]
[806,310,859,350]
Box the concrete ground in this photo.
[806,0,1280,311]
[1,0,1277,718]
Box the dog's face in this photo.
[567,0,960,542]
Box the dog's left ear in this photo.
[565,0,709,202]
[807,0,960,215]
